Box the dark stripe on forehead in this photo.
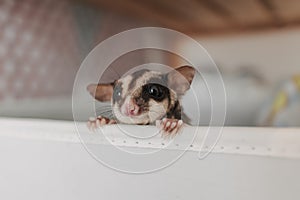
[147,76,167,86]
[128,69,149,91]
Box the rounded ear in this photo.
[87,83,114,102]
[167,65,195,96]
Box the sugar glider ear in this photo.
[87,83,114,102]
[167,65,196,96]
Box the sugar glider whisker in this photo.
[87,65,195,135]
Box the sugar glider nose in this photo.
[126,103,139,116]
[122,98,140,116]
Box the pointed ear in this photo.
[87,83,114,102]
[167,65,195,95]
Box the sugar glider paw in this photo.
[87,116,116,131]
[156,118,183,137]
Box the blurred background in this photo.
[0,0,299,126]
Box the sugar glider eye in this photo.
[149,85,159,96]
[113,85,122,102]
[148,84,165,101]
[114,88,121,96]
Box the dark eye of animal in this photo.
[146,84,167,101]
[113,84,122,102]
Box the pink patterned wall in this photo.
[0,0,154,103]
[0,0,80,100]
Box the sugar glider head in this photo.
[87,66,195,124]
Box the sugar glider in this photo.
[87,66,195,135]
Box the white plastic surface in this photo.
[0,118,299,200]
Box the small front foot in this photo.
[87,116,116,131]
[156,118,183,137]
